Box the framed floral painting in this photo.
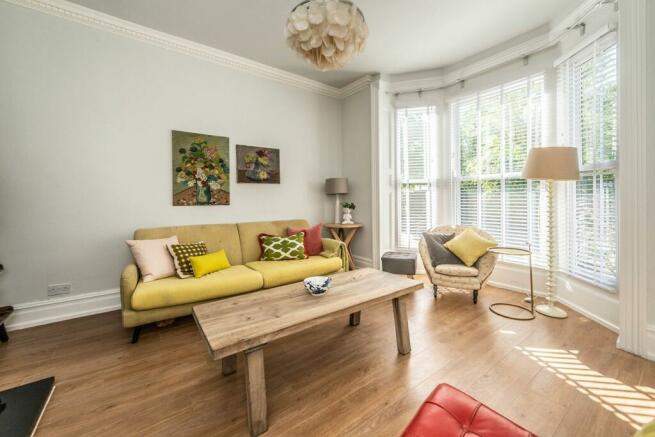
[172,130,230,206]
[236,145,280,184]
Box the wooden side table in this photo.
[324,223,363,270]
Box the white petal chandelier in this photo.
[285,0,368,71]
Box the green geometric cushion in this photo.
[258,232,306,261]
[167,242,207,278]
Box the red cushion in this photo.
[288,224,323,256]
[402,384,537,437]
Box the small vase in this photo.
[342,208,354,224]
[246,162,270,182]
[196,182,211,205]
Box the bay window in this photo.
[452,74,546,265]
[557,33,618,290]
[396,106,437,249]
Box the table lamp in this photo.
[522,146,580,319]
[325,178,348,224]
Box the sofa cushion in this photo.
[131,265,263,310]
[134,223,243,266]
[434,264,479,277]
[168,242,207,278]
[288,223,323,256]
[126,236,178,283]
[258,233,307,261]
[246,256,342,288]
[423,232,463,267]
[237,219,310,263]
[444,228,496,267]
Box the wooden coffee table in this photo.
[193,268,423,436]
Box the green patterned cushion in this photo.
[258,233,307,261]
[167,242,207,278]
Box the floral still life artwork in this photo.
[172,130,230,206]
[236,145,280,184]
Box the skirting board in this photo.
[6,288,120,331]
[487,262,620,334]
[648,325,655,361]
[352,255,373,269]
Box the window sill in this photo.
[495,259,617,294]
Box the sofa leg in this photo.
[131,326,142,344]
[433,285,438,299]
[472,290,479,304]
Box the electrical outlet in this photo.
[47,283,71,297]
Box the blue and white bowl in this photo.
[304,276,332,297]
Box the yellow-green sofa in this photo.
[120,219,348,342]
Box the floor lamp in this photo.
[522,147,580,319]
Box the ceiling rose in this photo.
[285,0,368,71]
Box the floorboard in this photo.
[1,281,653,436]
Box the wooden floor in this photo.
[2,281,654,436]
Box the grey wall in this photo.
[0,2,342,305]
[341,87,372,261]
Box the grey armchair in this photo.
[418,225,498,304]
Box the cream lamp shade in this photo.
[522,147,580,181]
[325,177,349,194]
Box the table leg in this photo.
[349,311,361,326]
[344,228,359,270]
[392,297,411,355]
[244,346,267,436]
[222,354,237,376]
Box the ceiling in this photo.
[68,0,582,88]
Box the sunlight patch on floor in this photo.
[516,346,655,430]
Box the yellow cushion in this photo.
[444,228,496,267]
[189,250,231,278]
[131,265,263,310]
[246,256,342,288]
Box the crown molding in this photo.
[338,75,373,98]
[443,33,552,86]
[387,75,445,94]
[2,0,355,98]
[549,0,606,42]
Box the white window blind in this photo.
[396,106,437,249]
[557,33,617,290]
[452,74,546,266]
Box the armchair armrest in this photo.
[476,252,498,285]
[120,264,140,311]
[320,238,349,272]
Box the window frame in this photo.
[394,105,438,251]
[451,73,547,267]
[558,33,618,291]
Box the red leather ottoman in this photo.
[402,384,537,437]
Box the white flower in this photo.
[209,181,222,191]
[195,168,207,181]
[187,180,195,187]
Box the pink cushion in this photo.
[126,236,178,282]
[288,224,323,256]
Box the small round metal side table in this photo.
[488,246,535,321]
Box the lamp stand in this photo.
[535,179,568,319]
[334,194,341,224]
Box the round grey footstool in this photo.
[381,251,417,277]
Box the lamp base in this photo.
[535,303,568,319]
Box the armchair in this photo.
[418,225,497,304]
